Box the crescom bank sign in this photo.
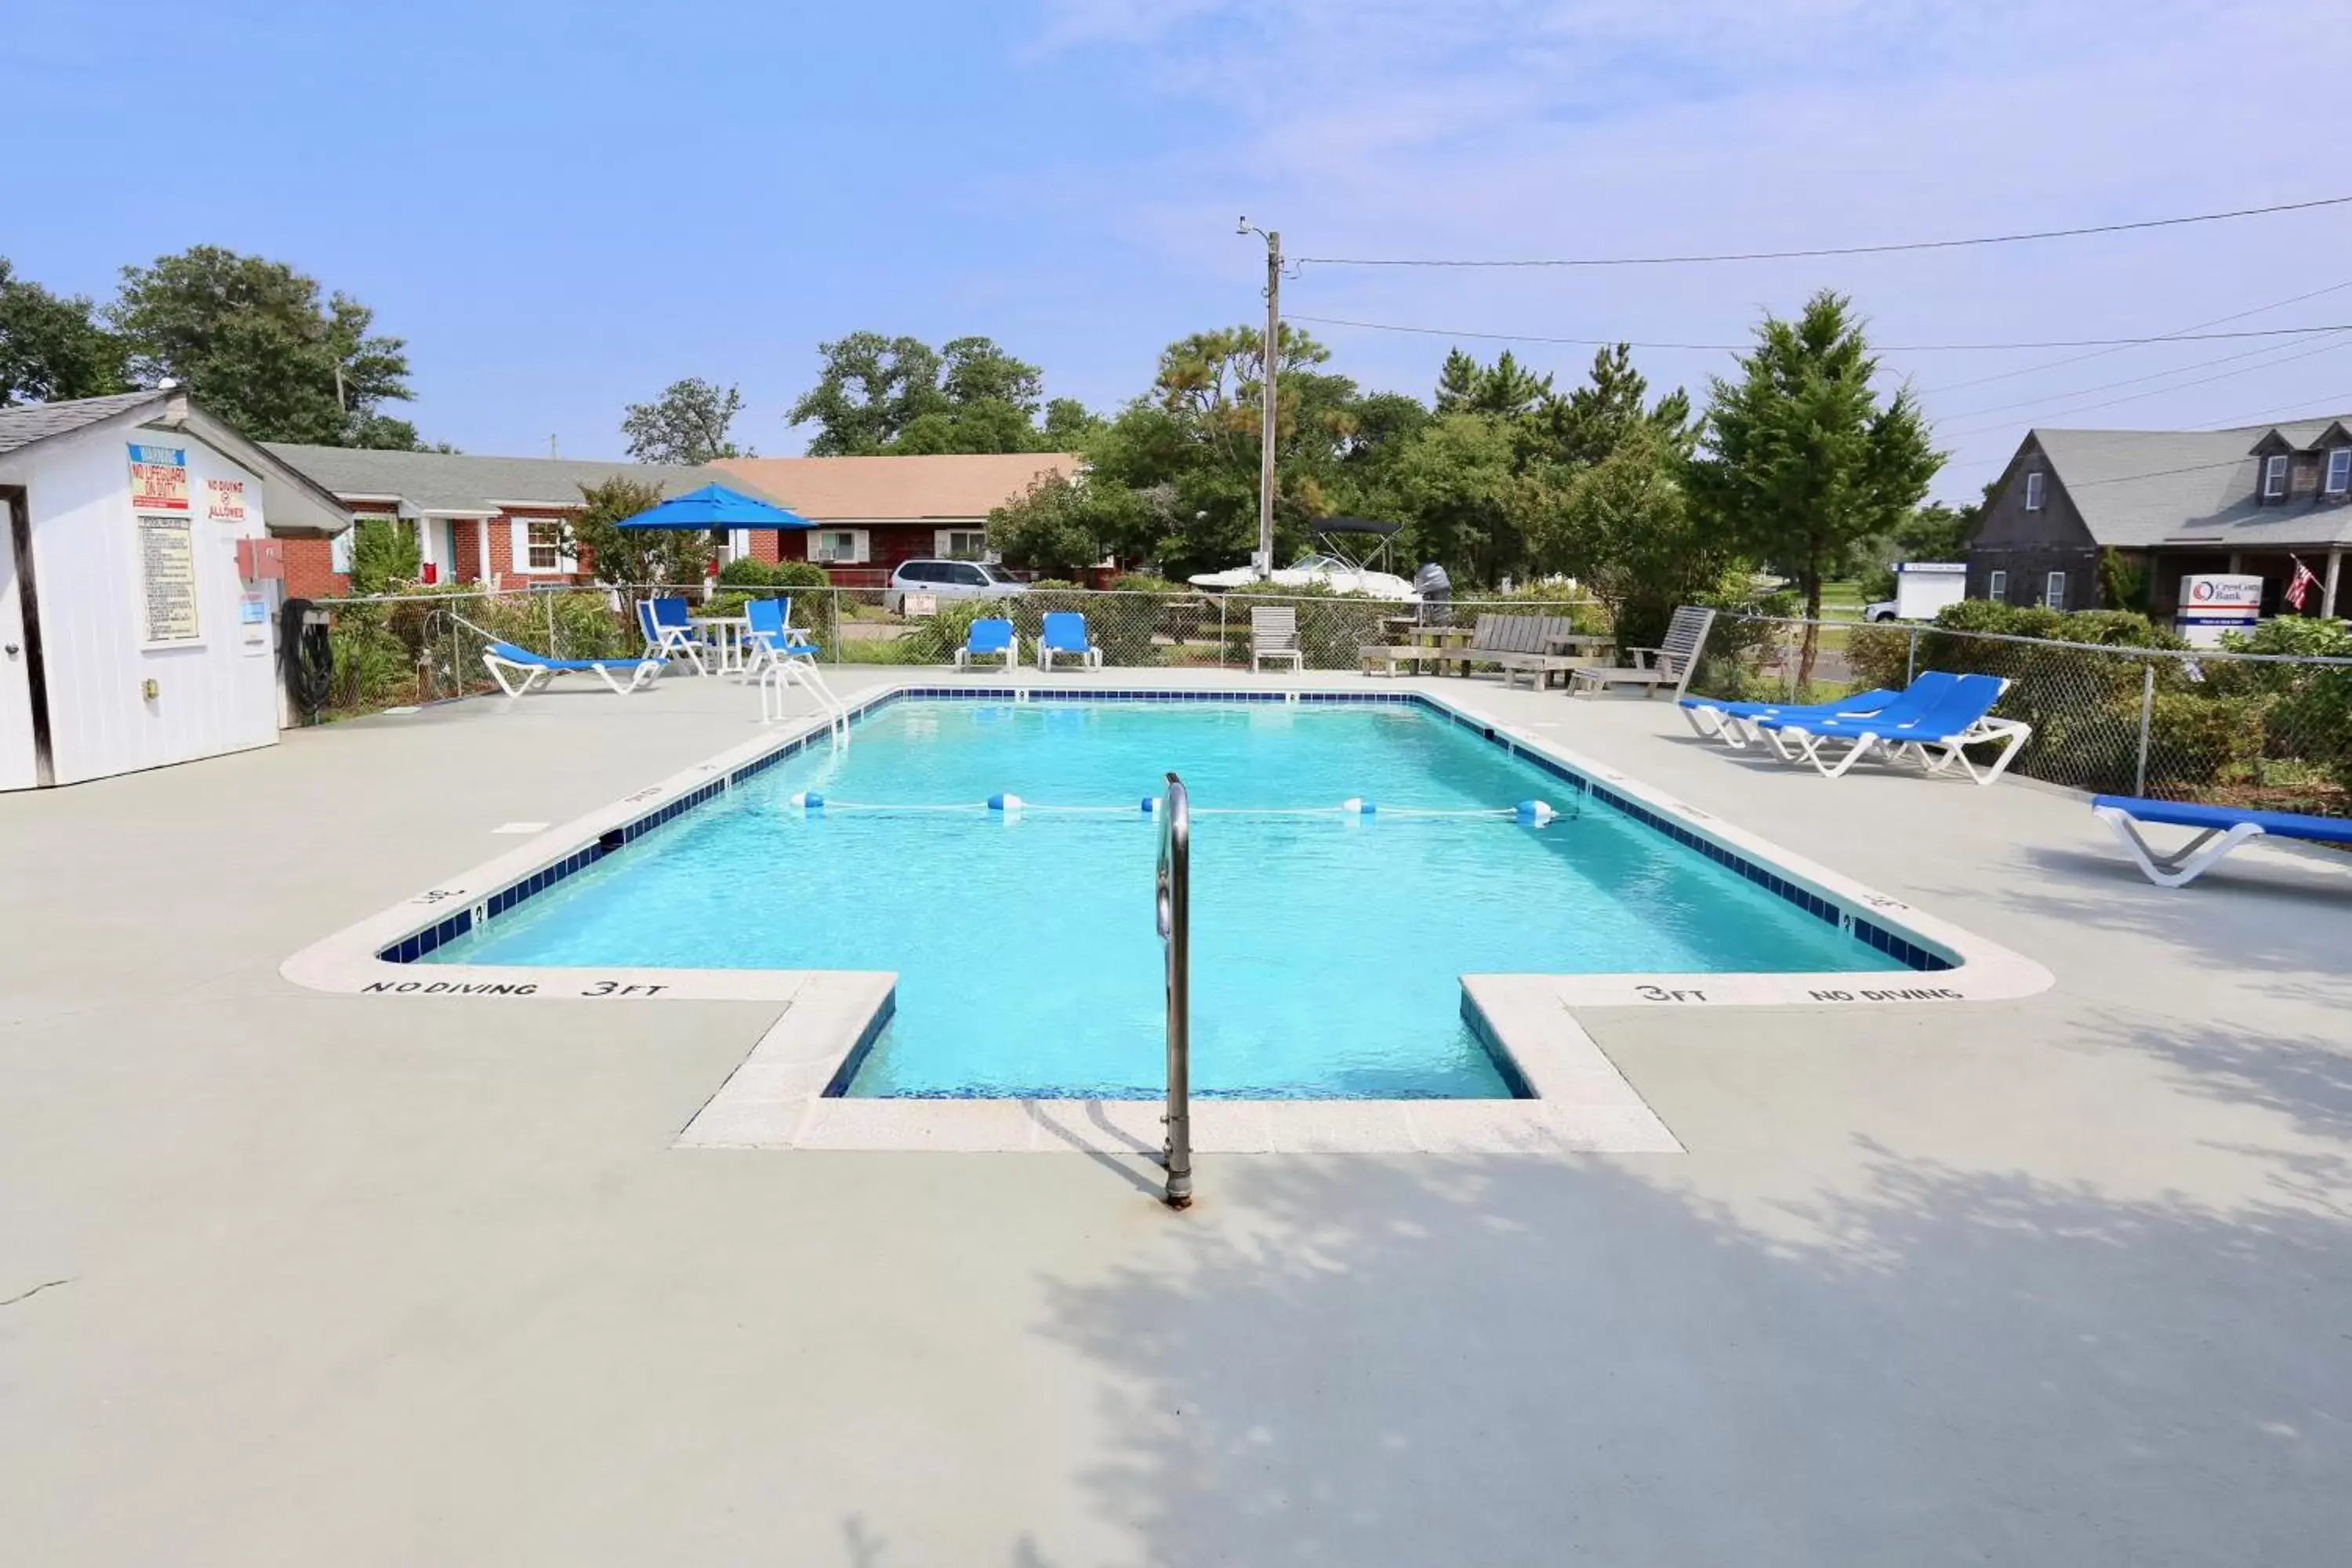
[2177,573,2264,622]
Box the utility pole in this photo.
[1240,218,1281,577]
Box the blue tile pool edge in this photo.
[372,684,1956,976]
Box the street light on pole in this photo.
[1239,217,1281,579]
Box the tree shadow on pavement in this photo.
[1033,1147,2352,1566]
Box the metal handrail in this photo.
[1156,771,1192,1209]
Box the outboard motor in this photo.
[1413,561,1451,622]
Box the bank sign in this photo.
[2177,573,2263,623]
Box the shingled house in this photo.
[1967,416,2352,619]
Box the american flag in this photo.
[2285,556,2319,612]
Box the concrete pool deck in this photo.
[3,666,2349,1563]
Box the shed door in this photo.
[0,489,42,790]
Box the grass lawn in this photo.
[1817,580,1867,622]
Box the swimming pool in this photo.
[418,695,1914,1100]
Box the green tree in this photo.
[1433,347,1552,417]
[1084,323,1367,579]
[1690,290,1940,684]
[1536,343,1693,468]
[891,398,1038,455]
[622,376,749,464]
[1893,499,1978,561]
[1531,423,1742,649]
[347,517,422,593]
[107,246,419,445]
[0,258,128,405]
[940,336,1042,412]
[986,470,1156,576]
[786,332,1070,455]
[1040,396,1101,447]
[786,332,946,454]
[1383,413,1527,585]
[563,476,707,587]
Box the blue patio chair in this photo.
[637,596,709,674]
[955,617,1019,672]
[1036,611,1102,671]
[742,597,818,678]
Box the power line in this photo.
[1292,194,2352,269]
[1919,278,2352,394]
[1289,312,2352,354]
[1937,336,2332,423]
[1936,334,2352,439]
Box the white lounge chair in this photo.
[2092,796,2350,887]
[1250,605,1304,672]
[481,640,665,696]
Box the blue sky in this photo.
[6,0,2348,499]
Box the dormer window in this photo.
[2328,448,2351,495]
[2263,454,2288,499]
[2024,470,2045,511]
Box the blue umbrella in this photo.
[615,483,811,530]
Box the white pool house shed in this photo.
[0,390,353,789]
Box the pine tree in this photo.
[1690,292,1941,687]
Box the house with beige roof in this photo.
[714,452,1080,583]
[264,445,1080,597]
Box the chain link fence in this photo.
[303,583,1608,714]
[1693,614,2352,816]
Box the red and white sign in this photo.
[2178,574,2263,621]
[203,477,247,525]
[127,443,190,512]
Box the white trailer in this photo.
[1864,562,1969,622]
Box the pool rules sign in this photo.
[129,445,200,644]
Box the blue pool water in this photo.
[424,700,1906,1098]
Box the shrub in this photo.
[717,557,779,587]
[2146,692,2270,788]
[768,561,833,590]
[327,606,416,710]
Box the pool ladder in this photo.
[759,652,849,742]
[1156,771,1193,1209]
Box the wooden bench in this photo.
[1567,606,1716,699]
[1450,615,1586,688]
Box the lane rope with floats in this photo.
[782,792,1572,825]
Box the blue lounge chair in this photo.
[1036,611,1102,671]
[1771,673,2031,784]
[2092,797,2350,887]
[1712,672,1964,754]
[742,597,818,677]
[955,617,1018,672]
[481,640,665,696]
[1685,683,1905,749]
[637,596,709,674]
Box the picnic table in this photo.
[691,615,753,676]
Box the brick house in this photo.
[713,452,1082,583]
[263,446,772,598]
[267,446,1085,597]
[1968,416,2352,619]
